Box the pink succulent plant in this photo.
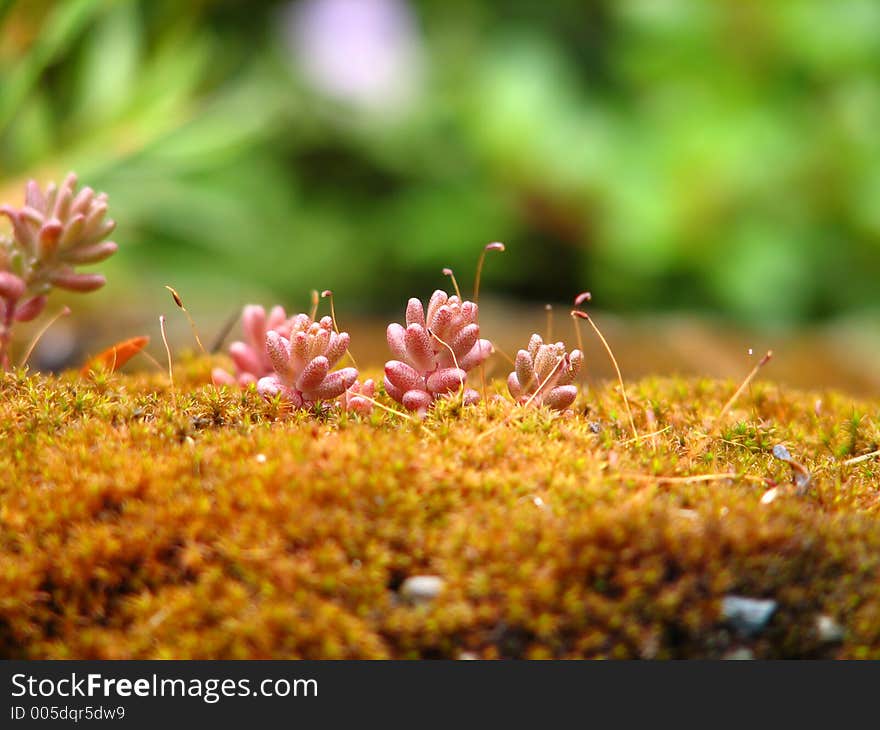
[212,304,292,386]
[256,314,358,409]
[215,303,371,414]
[507,333,583,412]
[0,173,117,368]
[384,289,492,415]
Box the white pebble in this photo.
[761,487,779,505]
[400,575,445,604]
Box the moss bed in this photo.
[1,357,879,659]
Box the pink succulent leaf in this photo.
[257,375,283,399]
[290,331,310,374]
[546,385,578,411]
[1,207,33,251]
[242,305,268,349]
[266,331,292,378]
[533,345,560,382]
[460,301,477,323]
[229,341,263,377]
[19,206,43,227]
[13,295,46,322]
[81,202,108,238]
[428,304,453,340]
[426,367,466,395]
[43,183,58,212]
[289,313,311,332]
[462,388,480,406]
[296,355,330,392]
[385,359,422,393]
[238,372,258,386]
[382,375,405,403]
[507,371,523,400]
[404,323,434,372]
[70,186,94,215]
[555,350,582,386]
[0,271,26,301]
[308,367,358,401]
[63,241,118,265]
[309,325,331,360]
[386,323,408,361]
[426,289,448,323]
[212,367,236,386]
[402,388,433,414]
[527,333,543,360]
[514,349,535,393]
[257,376,303,407]
[325,331,350,367]
[458,339,492,371]
[58,214,85,249]
[36,220,63,258]
[266,305,289,332]
[346,397,372,415]
[405,297,425,328]
[569,349,584,376]
[25,180,45,210]
[52,183,73,221]
[451,322,479,360]
[49,270,105,292]
[81,219,115,247]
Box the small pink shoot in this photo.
[442,268,462,300]
[472,241,505,305]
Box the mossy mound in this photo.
[1,360,879,659]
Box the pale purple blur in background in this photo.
[283,0,423,113]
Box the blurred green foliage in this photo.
[2,0,879,325]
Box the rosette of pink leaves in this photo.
[0,173,117,367]
[507,333,583,412]
[341,377,376,415]
[257,314,358,408]
[384,289,492,415]
[212,304,291,386]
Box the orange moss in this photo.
[1,359,879,658]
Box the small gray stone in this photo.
[816,615,845,643]
[722,595,778,636]
[400,575,445,604]
[772,444,792,461]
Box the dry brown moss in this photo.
[1,358,879,659]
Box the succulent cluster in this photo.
[215,305,372,413]
[1,175,586,419]
[507,333,583,412]
[212,304,291,387]
[0,173,117,368]
[384,290,492,415]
